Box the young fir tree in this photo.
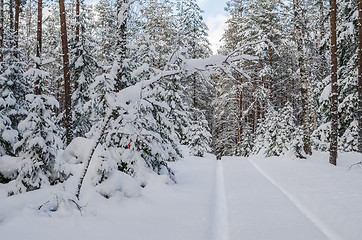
[12,93,63,194]
[69,1,98,138]
[256,103,302,157]
[0,26,30,156]
[187,109,212,157]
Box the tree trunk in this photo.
[358,0,362,153]
[115,0,130,92]
[59,0,72,145]
[307,83,317,131]
[14,0,20,49]
[74,0,80,92]
[75,0,80,43]
[269,33,273,106]
[34,0,42,95]
[10,0,14,31]
[329,0,338,165]
[26,0,32,62]
[294,0,312,155]
[193,74,197,109]
[238,76,243,149]
[76,112,113,200]
[0,0,3,62]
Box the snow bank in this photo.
[0,156,217,240]
[0,155,21,180]
[95,170,141,198]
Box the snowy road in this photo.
[221,157,329,240]
[1,152,362,240]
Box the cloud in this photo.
[206,14,229,54]
[197,0,208,6]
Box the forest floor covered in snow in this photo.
[0,150,361,240]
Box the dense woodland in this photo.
[0,0,361,197]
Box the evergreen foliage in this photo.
[12,94,62,193]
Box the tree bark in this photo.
[307,83,317,131]
[358,0,362,153]
[0,0,3,62]
[294,0,312,155]
[25,0,32,62]
[269,32,273,106]
[115,0,130,92]
[75,0,80,43]
[329,0,338,165]
[237,75,243,151]
[34,0,42,95]
[14,0,20,48]
[59,0,72,145]
[9,0,14,31]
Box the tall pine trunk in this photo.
[294,0,312,155]
[329,0,338,165]
[35,0,42,95]
[9,0,13,31]
[59,0,72,145]
[75,0,80,43]
[238,76,243,150]
[0,0,3,62]
[14,0,20,49]
[358,0,362,153]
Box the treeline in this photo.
[213,0,362,162]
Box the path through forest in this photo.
[219,157,331,240]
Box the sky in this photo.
[197,0,229,54]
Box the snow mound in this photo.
[0,155,21,180]
[58,137,95,164]
[95,170,141,198]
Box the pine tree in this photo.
[329,0,338,165]
[59,0,72,145]
[294,0,312,156]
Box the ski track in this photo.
[249,158,343,240]
[210,160,230,240]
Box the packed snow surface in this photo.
[0,151,361,240]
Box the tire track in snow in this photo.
[249,159,343,240]
[210,160,230,240]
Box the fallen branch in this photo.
[348,161,362,171]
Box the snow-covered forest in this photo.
[0,0,362,239]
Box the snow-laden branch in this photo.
[117,0,135,25]
[176,38,276,81]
